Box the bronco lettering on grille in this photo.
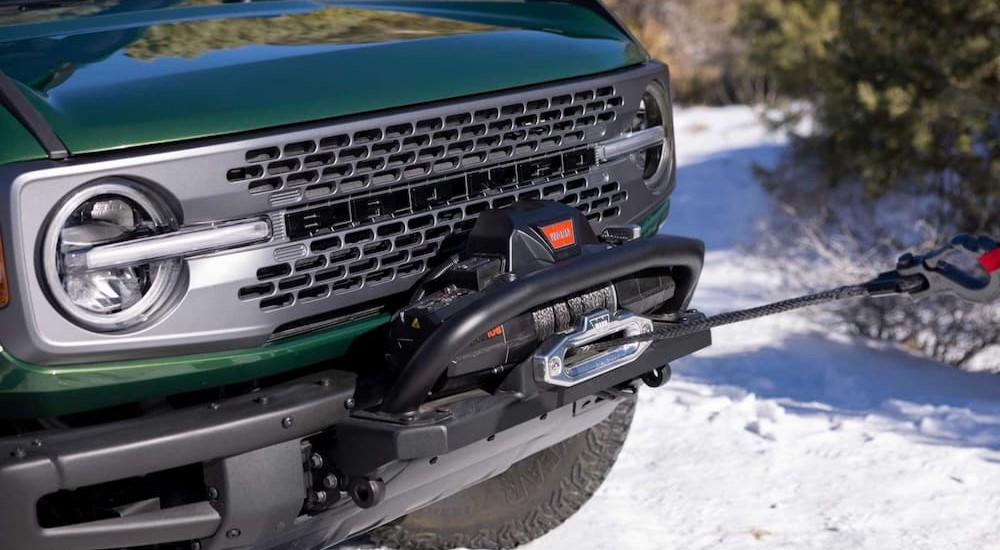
[285,149,596,240]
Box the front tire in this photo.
[371,396,636,550]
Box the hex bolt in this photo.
[190,541,202,550]
[344,398,355,410]
[207,487,220,500]
[309,453,324,470]
[321,474,339,491]
[30,439,42,447]
[311,490,328,504]
[282,417,294,429]
[226,529,241,539]
[207,403,219,410]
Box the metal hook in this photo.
[884,234,1000,303]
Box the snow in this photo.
[350,106,1000,549]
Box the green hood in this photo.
[0,0,644,160]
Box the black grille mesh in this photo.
[226,86,623,204]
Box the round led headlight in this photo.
[629,82,673,191]
[42,180,181,331]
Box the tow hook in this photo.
[866,234,1000,302]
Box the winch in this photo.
[387,201,677,396]
[379,199,999,416]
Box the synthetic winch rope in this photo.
[578,233,999,356]
[574,284,872,355]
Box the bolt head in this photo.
[281,417,294,429]
[190,541,202,550]
[207,487,219,500]
[312,490,328,504]
[547,357,563,377]
[225,529,241,539]
[344,397,356,410]
[321,474,339,490]
[309,453,324,470]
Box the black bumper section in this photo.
[0,330,708,550]
[0,370,357,550]
[336,333,709,477]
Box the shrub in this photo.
[741,0,999,234]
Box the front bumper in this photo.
[0,325,708,550]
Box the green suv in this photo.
[0,2,708,549]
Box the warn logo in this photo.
[539,220,576,250]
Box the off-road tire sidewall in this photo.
[371,396,637,550]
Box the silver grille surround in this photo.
[0,62,674,365]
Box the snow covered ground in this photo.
[519,106,1000,549]
[351,106,1000,549]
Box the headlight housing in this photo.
[629,81,672,192]
[42,180,182,331]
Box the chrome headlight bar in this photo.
[63,219,272,272]
[594,126,666,163]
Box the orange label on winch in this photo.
[540,220,576,250]
[486,325,504,339]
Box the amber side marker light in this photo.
[0,232,8,307]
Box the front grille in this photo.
[225,86,624,207]
[225,83,637,314]
[8,61,668,364]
